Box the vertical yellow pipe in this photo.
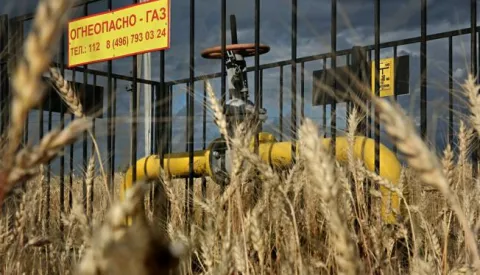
[256,136,401,224]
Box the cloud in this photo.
[453,68,466,79]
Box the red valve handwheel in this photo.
[201,43,270,59]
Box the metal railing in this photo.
[0,0,478,229]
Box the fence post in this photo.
[351,46,368,136]
[0,15,8,134]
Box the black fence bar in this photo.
[374,0,380,180]
[69,70,75,211]
[301,62,305,122]
[159,49,166,167]
[159,54,166,158]
[90,74,97,220]
[322,57,327,138]
[112,78,117,185]
[221,0,226,106]
[260,69,263,110]
[449,37,454,148]
[187,0,195,230]
[131,0,139,186]
[39,106,43,140]
[373,0,381,218]
[291,0,297,159]
[331,0,337,155]
[107,0,114,197]
[279,66,283,141]
[231,14,238,44]
[10,19,23,143]
[153,83,162,217]
[50,63,160,86]
[150,86,156,209]
[472,0,478,176]
[363,49,370,138]
[169,85,173,154]
[17,6,25,154]
[367,50,372,138]
[59,32,66,233]
[131,74,138,185]
[81,3,88,214]
[254,0,260,154]
[393,45,398,155]
[165,27,480,88]
[260,69,264,131]
[346,54,351,120]
[46,70,53,231]
[420,0,427,140]
[24,115,28,145]
[344,54,351,121]
[202,80,207,226]
[154,84,160,155]
[38,87,44,227]
[184,83,189,226]
[0,15,8,134]
[150,84,155,155]
[166,84,170,155]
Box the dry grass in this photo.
[3,113,480,274]
[3,0,480,274]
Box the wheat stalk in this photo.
[5,118,92,191]
[372,97,480,269]
[5,0,75,166]
[47,66,111,204]
[299,118,362,275]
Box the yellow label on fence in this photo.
[371,57,395,97]
[67,0,170,68]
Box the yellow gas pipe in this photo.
[121,133,402,224]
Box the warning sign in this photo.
[67,0,170,68]
[312,55,409,106]
[371,57,394,97]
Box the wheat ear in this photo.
[48,67,84,118]
[372,97,480,269]
[205,80,230,150]
[48,67,111,204]
[7,118,93,186]
[5,0,74,165]
[299,118,362,275]
[460,75,480,244]
[85,154,95,222]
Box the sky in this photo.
[0,0,478,175]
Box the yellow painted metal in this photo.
[253,136,401,223]
[120,134,401,224]
[119,150,211,201]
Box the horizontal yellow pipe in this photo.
[119,150,211,201]
[121,135,401,224]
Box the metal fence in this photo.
[0,0,479,227]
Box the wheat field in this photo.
[2,0,480,274]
